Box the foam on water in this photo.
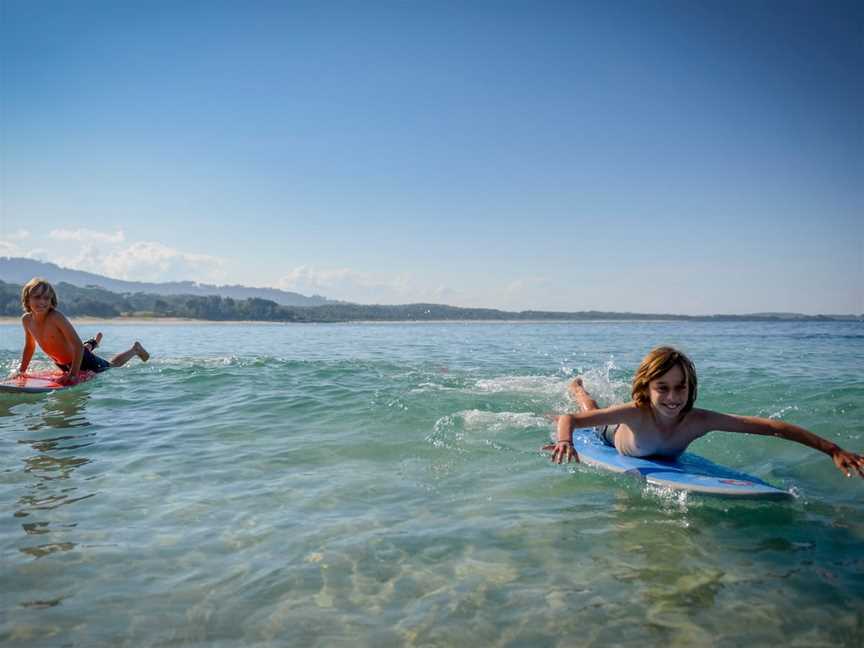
[472,375,563,395]
[455,409,548,431]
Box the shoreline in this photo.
[1,316,856,326]
[0,316,270,326]
[0,316,702,326]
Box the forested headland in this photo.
[1,281,858,323]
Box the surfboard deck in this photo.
[0,370,97,394]
[572,428,791,499]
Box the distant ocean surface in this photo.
[2,320,863,647]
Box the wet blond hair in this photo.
[21,278,58,313]
[631,346,698,413]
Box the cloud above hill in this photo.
[49,229,126,244]
[276,265,466,305]
[1,228,227,284]
[2,230,556,309]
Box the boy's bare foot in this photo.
[133,342,150,362]
[568,377,600,411]
[84,332,103,350]
[569,377,586,399]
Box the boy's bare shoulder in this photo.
[683,408,710,421]
[684,408,723,431]
[46,309,72,325]
[20,312,35,330]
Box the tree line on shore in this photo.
[0,280,856,323]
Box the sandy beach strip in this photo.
[0,316,681,326]
[0,316,275,326]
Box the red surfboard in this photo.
[0,370,97,394]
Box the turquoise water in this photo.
[1,320,863,647]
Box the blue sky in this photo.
[1,0,861,314]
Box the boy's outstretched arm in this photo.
[702,411,864,479]
[543,414,579,464]
[542,404,636,464]
[16,321,36,376]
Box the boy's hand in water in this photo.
[831,448,864,479]
[543,440,578,464]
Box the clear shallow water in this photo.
[1,320,863,647]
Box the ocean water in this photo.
[1,319,862,647]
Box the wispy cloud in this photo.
[6,228,31,241]
[0,229,33,256]
[49,228,126,244]
[276,265,404,301]
[3,229,229,285]
[0,236,45,260]
[0,240,21,256]
[501,276,554,309]
[276,265,465,304]
[62,241,227,284]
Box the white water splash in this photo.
[457,409,548,432]
[429,410,546,449]
[768,404,800,419]
[472,375,563,396]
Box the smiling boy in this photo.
[15,278,149,384]
[547,346,864,479]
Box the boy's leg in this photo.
[570,378,616,447]
[109,342,150,367]
[569,378,600,412]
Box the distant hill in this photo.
[2,257,860,323]
[0,257,338,307]
[2,274,860,323]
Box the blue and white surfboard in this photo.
[572,428,791,499]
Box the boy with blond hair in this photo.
[14,278,149,385]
